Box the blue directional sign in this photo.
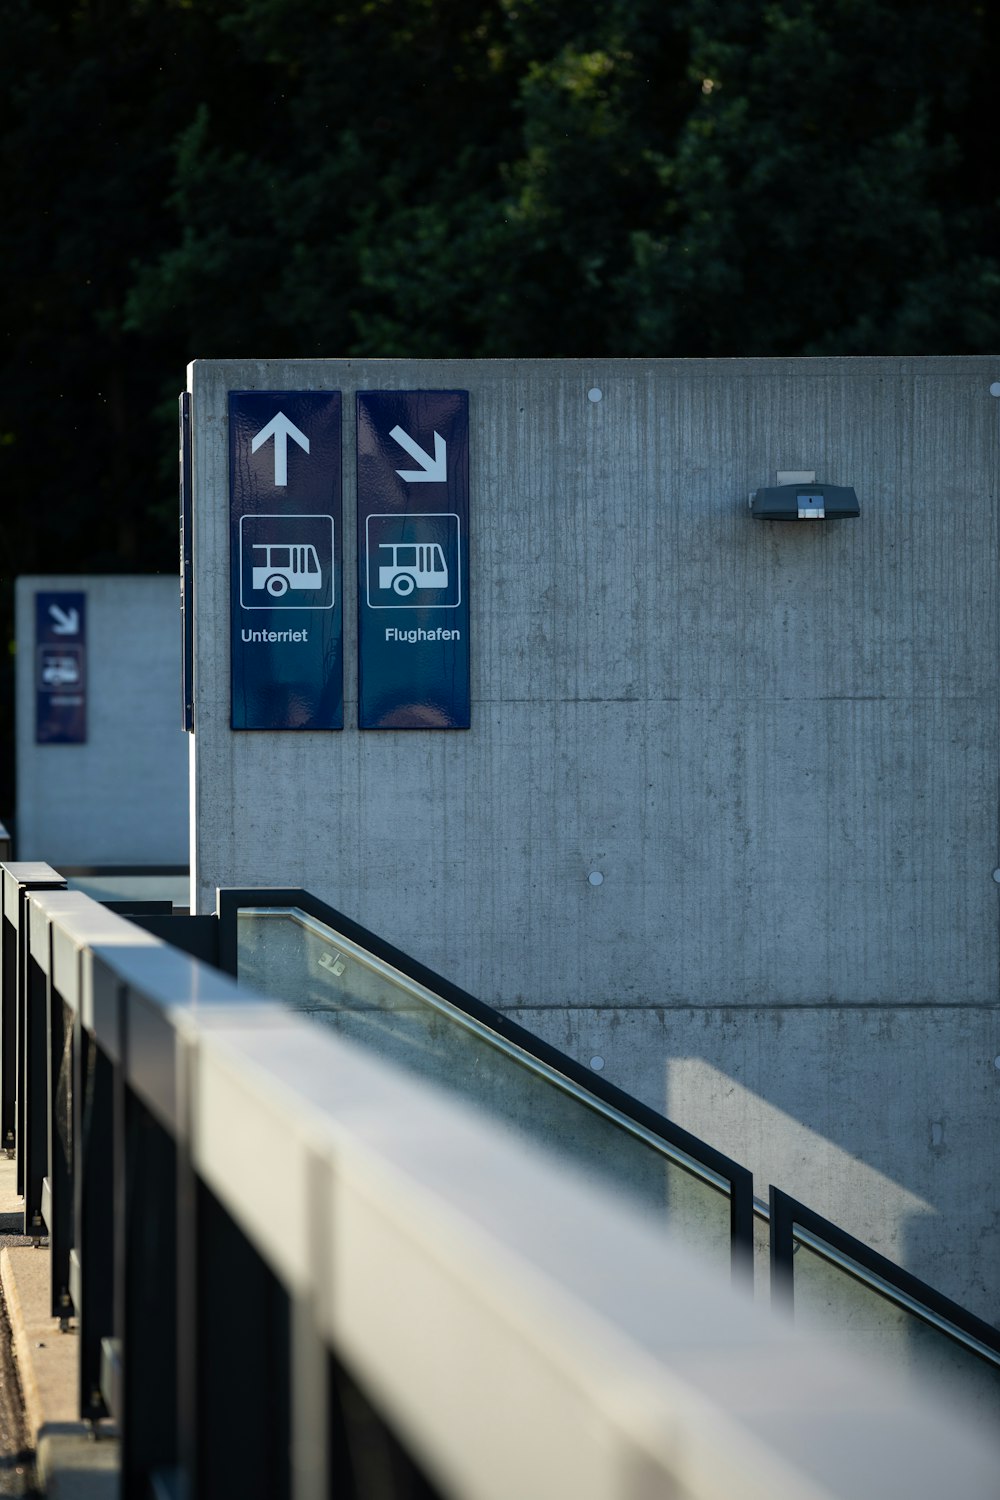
[357,391,469,729]
[35,591,87,744]
[229,392,342,729]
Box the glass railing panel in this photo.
[791,1239,1000,1423]
[236,906,733,1276]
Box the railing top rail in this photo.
[29,886,167,951]
[24,889,254,1069]
[2,862,65,920]
[27,888,104,981]
[27,888,164,1016]
[1,861,64,883]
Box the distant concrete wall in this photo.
[16,575,189,865]
[188,357,1000,1318]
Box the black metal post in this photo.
[194,1182,290,1500]
[0,906,17,1158]
[768,1185,795,1316]
[12,875,65,1191]
[175,1086,198,1500]
[47,981,73,1322]
[120,1088,178,1496]
[75,1019,115,1421]
[22,949,48,1240]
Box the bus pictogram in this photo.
[378,542,449,597]
[252,542,323,597]
[239,514,335,610]
[365,513,461,609]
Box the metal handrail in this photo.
[761,1190,1000,1370]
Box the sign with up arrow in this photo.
[356,390,470,729]
[35,590,87,743]
[229,391,343,729]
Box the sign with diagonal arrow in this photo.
[35,590,87,743]
[356,390,470,729]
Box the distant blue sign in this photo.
[35,591,87,744]
[357,391,469,729]
[229,392,343,729]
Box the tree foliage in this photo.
[0,0,997,810]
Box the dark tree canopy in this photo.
[0,0,997,813]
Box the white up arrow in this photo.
[49,604,79,635]
[390,425,447,482]
[251,411,310,486]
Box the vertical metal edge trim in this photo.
[180,391,194,732]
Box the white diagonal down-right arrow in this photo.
[49,605,80,635]
[390,425,447,482]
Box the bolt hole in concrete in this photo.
[990,382,1000,396]
[992,869,1000,884]
[588,871,604,886]
[588,388,603,402]
[590,1056,605,1071]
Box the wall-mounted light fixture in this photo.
[750,481,860,521]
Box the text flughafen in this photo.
[384,627,461,643]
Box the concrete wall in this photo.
[188,357,1000,1319]
[16,575,189,865]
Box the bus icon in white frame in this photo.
[240,514,335,609]
[366,513,461,609]
[378,540,448,597]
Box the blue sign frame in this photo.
[35,591,87,744]
[229,391,343,730]
[356,390,470,729]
